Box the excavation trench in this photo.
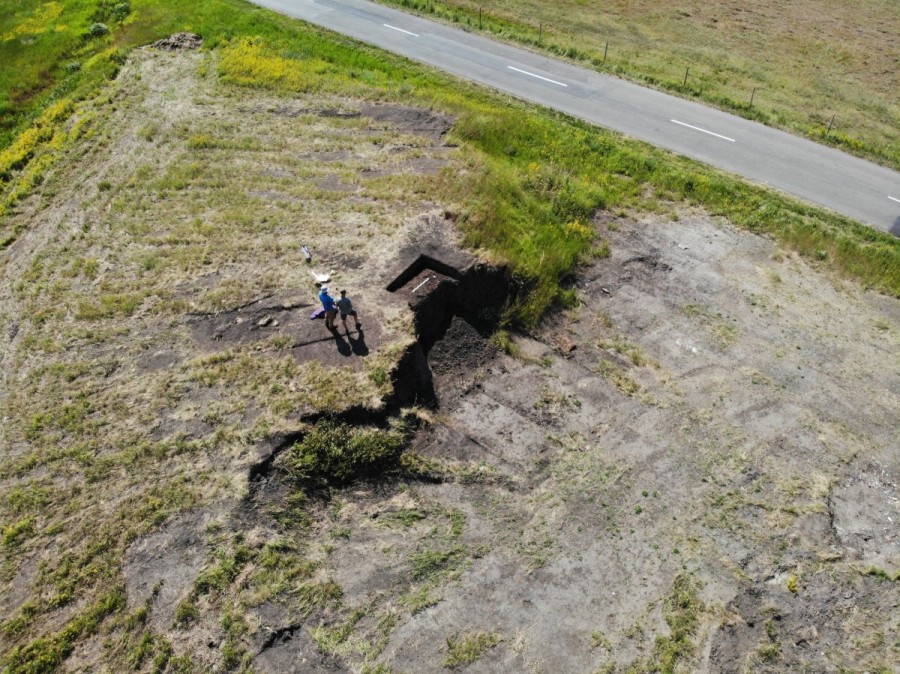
[247,256,517,488]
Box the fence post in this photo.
[604,41,609,62]
[683,67,690,87]
[539,22,542,43]
[479,7,482,29]
[827,113,836,134]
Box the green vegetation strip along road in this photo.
[1,0,899,320]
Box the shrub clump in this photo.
[287,419,407,487]
[88,23,110,38]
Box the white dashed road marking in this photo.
[507,66,567,87]
[889,196,900,204]
[671,119,736,143]
[383,24,418,37]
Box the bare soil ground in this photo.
[253,210,898,673]
[1,48,898,673]
[378,212,900,672]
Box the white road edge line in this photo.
[889,196,900,204]
[671,119,736,143]
[383,23,419,37]
[507,65,567,87]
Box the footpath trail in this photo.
[251,0,900,235]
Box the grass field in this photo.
[1,2,899,672]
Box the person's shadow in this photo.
[330,328,352,357]
[348,328,369,356]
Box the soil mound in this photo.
[152,32,203,50]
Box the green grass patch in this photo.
[3,587,125,674]
[866,566,900,583]
[295,580,343,615]
[173,600,199,627]
[443,631,501,668]
[625,573,704,674]
[596,360,641,396]
[2,518,35,548]
[379,508,428,527]
[287,419,409,488]
[75,291,146,320]
[410,545,468,582]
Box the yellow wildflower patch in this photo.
[565,219,594,241]
[0,98,73,181]
[1,2,65,42]
[39,98,75,125]
[218,38,331,93]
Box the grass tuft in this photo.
[443,631,501,668]
[287,419,408,488]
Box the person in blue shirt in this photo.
[318,285,337,330]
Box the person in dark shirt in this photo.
[336,290,361,332]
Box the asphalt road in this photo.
[251,0,900,236]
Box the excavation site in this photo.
[0,35,897,674]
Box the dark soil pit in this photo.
[187,291,383,369]
[402,268,457,300]
[254,624,349,674]
[360,104,453,146]
[428,315,498,379]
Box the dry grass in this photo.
[0,48,454,670]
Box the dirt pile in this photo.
[151,32,203,50]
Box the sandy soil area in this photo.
[373,212,899,672]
